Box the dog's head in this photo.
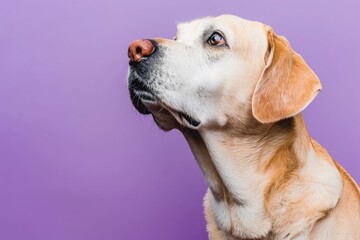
[127,15,321,131]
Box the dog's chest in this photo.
[209,194,272,239]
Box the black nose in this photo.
[128,39,155,63]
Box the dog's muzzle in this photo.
[127,39,157,114]
[127,39,201,128]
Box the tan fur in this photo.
[195,114,358,239]
[130,15,360,239]
[252,29,322,124]
[182,21,360,238]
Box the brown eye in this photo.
[207,32,225,46]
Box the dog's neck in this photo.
[183,115,310,203]
[181,114,315,238]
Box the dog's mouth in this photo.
[128,72,201,128]
[179,112,201,127]
[130,89,201,128]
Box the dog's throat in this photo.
[181,129,245,206]
[179,112,200,127]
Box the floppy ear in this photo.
[252,28,322,124]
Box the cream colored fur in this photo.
[128,15,360,239]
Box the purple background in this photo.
[0,0,359,239]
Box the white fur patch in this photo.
[202,130,272,238]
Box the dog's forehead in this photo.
[175,18,209,41]
[176,18,210,34]
[176,15,267,46]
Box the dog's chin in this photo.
[150,107,180,131]
[153,105,201,130]
[128,89,177,130]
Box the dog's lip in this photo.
[155,103,201,128]
[129,88,152,115]
[128,72,158,113]
[133,89,156,103]
[128,76,152,93]
[179,111,201,127]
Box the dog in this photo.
[127,15,360,239]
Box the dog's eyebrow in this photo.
[202,24,217,41]
[203,24,216,35]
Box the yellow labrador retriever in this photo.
[127,15,360,239]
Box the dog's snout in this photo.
[128,39,155,64]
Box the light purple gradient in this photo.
[0,0,359,239]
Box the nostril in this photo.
[136,47,142,54]
[128,39,155,63]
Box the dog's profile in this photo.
[127,15,360,239]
